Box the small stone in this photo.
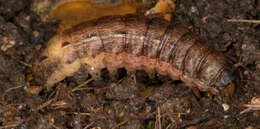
[241,43,247,49]
[224,115,229,119]
[33,30,40,37]
[145,105,152,112]
[244,71,249,76]
[1,36,16,51]
[256,64,260,71]
[222,103,229,111]
[190,6,197,13]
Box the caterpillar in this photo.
[33,15,237,96]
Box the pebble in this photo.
[222,103,229,111]
[190,6,198,13]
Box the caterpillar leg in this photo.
[147,72,157,80]
[127,71,137,84]
[108,70,118,82]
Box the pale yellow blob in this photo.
[46,35,62,58]
[50,0,149,31]
[146,0,176,21]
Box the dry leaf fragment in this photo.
[240,96,260,114]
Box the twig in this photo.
[111,112,151,129]
[227,19,260,24]
[72,78,94,92]
[68,112,92,116]
[157,106,162,129]
[51,124,61,129]
[38,85,65,110]
[166,123,174,129]
[37,97,55,110]
[2,85,23,102]
[4,85,23,93]
[243,104,260,108]
[0,121,23,129]
[234,62,259,80]
[219,41,233,52]
[9,55,32,68]
[240,104,260,114]
[111,119,130,129]
[18,60,32,68]
[178,116,210,129]
[83,122,94,129]
[73,87,94,91]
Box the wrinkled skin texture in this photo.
[33,15,236,95]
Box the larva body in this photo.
[34,15,236,94]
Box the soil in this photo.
[0,0,260,129]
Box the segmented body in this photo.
[33,15,235,94]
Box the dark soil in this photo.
[0,0,259,129]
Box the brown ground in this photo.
[0,0,260,129]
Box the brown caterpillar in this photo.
[33,15,237,95]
